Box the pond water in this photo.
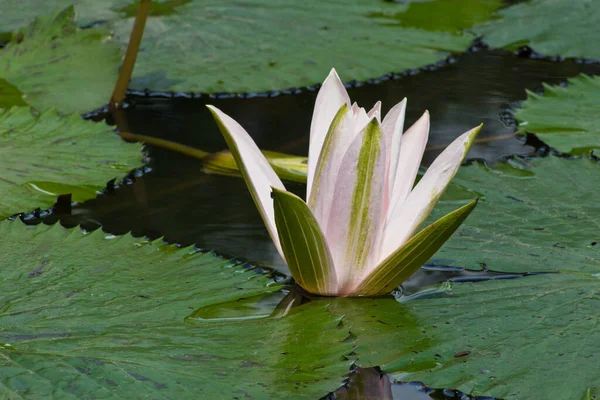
[27,47,600,399]
[55,48,600,274]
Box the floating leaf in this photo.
[111,0,476,93]
[476,0,600,59]
[370,0,503,33]
[0,1,124,33]
[427,156,600,273]
[324,273,600,399]
[0,6,121,113]
[0,221,353,398]
[516,74,600,153]
[0,107,142,219]
[0,79,27,109]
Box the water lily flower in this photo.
[208,69,481,297]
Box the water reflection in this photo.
[324,367,496,400]
[59,49,600,273]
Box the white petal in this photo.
[379,124,482,263]
[308,105,355,234]
[207,105,287,261]
[369,99,406,271]
[353,107,370,134]
[387,110,429,222]
[367,101,382,123]
[324,118,387,286]
[381,98,407,196]
[307,68,351,200]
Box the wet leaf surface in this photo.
[516,74,600,153]
[0,107,142,219]
[428,156,600,273]
[319,273,600,399]
[0,1,124,33]
[476,0,600,60]
[0,221,354,399]
[0,7,121,113]
[110,0,480,93]
[369,0,503,33]
[0,79,27,109]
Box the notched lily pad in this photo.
[516,74,600,153]
[111,0,475,93]
[0,106,142,219]
[476,0,600,60]
[0,6,121,113]
[0,221,353,399]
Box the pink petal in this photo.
[367,101,382,123]
[369,99,406,272]
[378,124,482,263]
[381,98,407,200]
[353,106,370,134]
[324,118,387,287]
[307,68,351,200]
[307,105,356,234]
[207,105,287,261]
[387,110,429,222]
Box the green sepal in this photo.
[272,188,337,295]
[354,199,478,296]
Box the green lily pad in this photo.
[516,74,600,153]
[427,156,600,273]
[0,107,142,219]
[0,221,354,398]
[476,0,600,59]
[321,273,600,399]
[369,0,503,33]
[0,1,125,33]
[0,6,121,114]
[111,0,475,93]
[0,79,27,109]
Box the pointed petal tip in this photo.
[325,68,343,84]
[463,123,483,151]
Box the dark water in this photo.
[58,48,600,274]
[324,367,495,400]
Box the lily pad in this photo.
[111,0,475,93]
[322,273,600,399]
[516,74,600,153]
[0,6,121,114]
[0,221,353,398]
[369,0,503,33]
[0,79,27,109]
[0,107,142,219]
[476,0,600,59]
[0,1,124,33]
[427,156,600,273]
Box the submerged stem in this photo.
[118,132,210,159]
[110,0,151,108]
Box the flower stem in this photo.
[110,0,151,108]
[118,132,210,159]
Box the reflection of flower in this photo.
[208,69,480,297]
